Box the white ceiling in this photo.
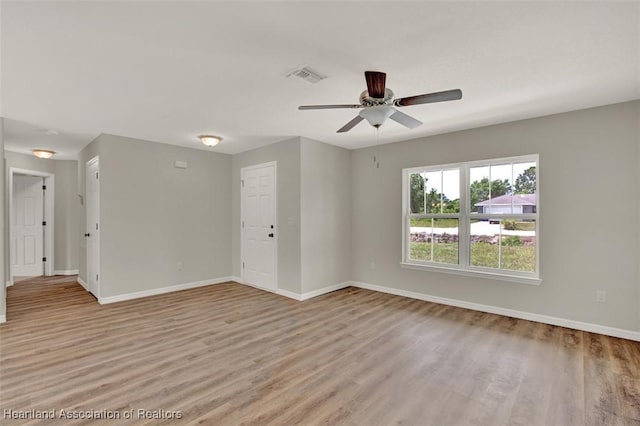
[1,1,639,160]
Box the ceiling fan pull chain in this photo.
[375,128,380,169]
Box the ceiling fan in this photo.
[298,71,462,133]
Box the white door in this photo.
[242,163,276,291]
[11,175,44,276]
[86,158,100,297]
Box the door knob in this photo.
[85,233,90,237]
[268,233,274,238]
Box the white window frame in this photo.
[401,154,540,285]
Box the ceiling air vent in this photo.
[286,66,326,84]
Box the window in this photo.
[402,155,539,283]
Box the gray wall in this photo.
[3,151,80,273]
[78,134,232,298]
[300,137,352,293]
[54,160,80,272]
[351,101,640,331]
[231,138,301,294]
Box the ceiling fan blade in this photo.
[364,71,386,99]
[389,110,423,129]
[298,104,361,110]
[337,115,364,133]
[395,89,462,107]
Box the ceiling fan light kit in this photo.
[298,71,462,133]
[359,105,395,128]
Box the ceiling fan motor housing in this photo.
[359,88,395,106]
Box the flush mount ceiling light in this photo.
[199,135,222,147]
[32,149,56,159]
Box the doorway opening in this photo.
[8,168,55,285]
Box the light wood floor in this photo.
[1,276,639,425]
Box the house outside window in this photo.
[475,194,537,214]
[402,155,539,284]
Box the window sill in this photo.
[400,262,542,286]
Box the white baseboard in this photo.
[350,281,640,342]
[76,276,89,291]
[300,281,351,301]
[232,276,345,301]
[54,269,79,276]
[274,282,351,301]
[232,276,301,300]
[232,277,301,301]
[98,276,234,304]
[276,288,302,301]
[0,314,5,324]
[237,279,285,298]
[6,280,13,287]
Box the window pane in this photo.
[513,161,537,213]
[469,166,490,213]
[409,218,459,265]
[513,162,536,194]
[409,217,433,261]
[470,219,536,272]
[501,219,536,272]
[471,161,537,215]
[433,218,458,264]
[442,169,460,214]
[470,219,499,268]
[488,163,514,214]
[423,171,441,213]
[409,173,426,214]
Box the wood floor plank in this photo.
[1,276,639,425]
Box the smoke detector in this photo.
[286,66,326,84]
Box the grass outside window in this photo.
[410,241,535,272]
